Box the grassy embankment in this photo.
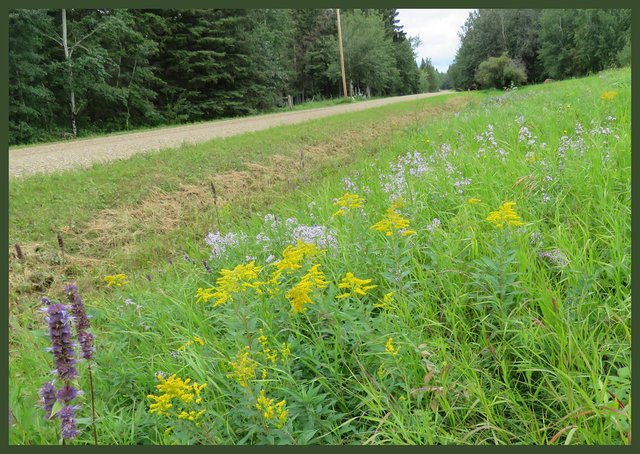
[9,69,630,445]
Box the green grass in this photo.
[8,69,630,445]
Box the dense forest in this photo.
[448,9,631,90]
[9,8,421,145]
[9,8,632,145]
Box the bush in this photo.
[475,54,528,89]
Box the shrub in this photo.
[475,54,528,89]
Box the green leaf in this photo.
[617,366,630,379]
[297,429,317,444]
[75,417,92,426]
[564,427,578,445]
[50,400,64,418]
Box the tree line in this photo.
[10,9,631,146]
[447,9,631,90]
[9,8,422,145]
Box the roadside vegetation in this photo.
[8,68,630,445]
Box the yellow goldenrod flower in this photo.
[256,329,278,364]
[468,197,481,204]
[147,392,173,415]
[336,272,377,299]
[374,291,395,310]
[104,273,129,287]
[177,340,192,351]
[209,261,263,307]
[178,410,205,421]
[377,364,386,379]
[177,336,205,351]
[256,389,275,419]
[333,193,365,217]
[195,287,215,304]
[385,337,399,357]
[286,264,328,314]
[286,278,315,314]
[265,349,278,364]
[147,374,206,421]
[275,400,288,428]
[281,241,321,269]
[270,241,322,286]
[280,343,291,363]
[371,207,416,237]
[600,90,618,101]
[486,201,525,228]
[227,347,257,388]
[258,329,268,347]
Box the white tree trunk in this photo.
[62,9,77,137]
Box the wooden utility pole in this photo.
[336,9,348,98]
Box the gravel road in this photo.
[9,91,451,177]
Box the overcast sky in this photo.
[397,9,476,73]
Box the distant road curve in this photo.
[9,91,452,177]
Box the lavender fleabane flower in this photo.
[426,218,442,233]
[205,231,241,259]
[39,382,56,419]
[539,249,568,267]
[59,406,79,439]
[64,284,94,361]
[45,303,78,381]
[454,177,471,194]
[291,224,338,250]
[343,177,357,192]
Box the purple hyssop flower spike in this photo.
[39,382,57,419]
[41,296,83,441]
[57,384,79,404]
[65,283,94,361]
[58,406,79,439]
[45,302,78,381]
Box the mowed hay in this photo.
[8,242,107,307]
[81,184,214,250]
